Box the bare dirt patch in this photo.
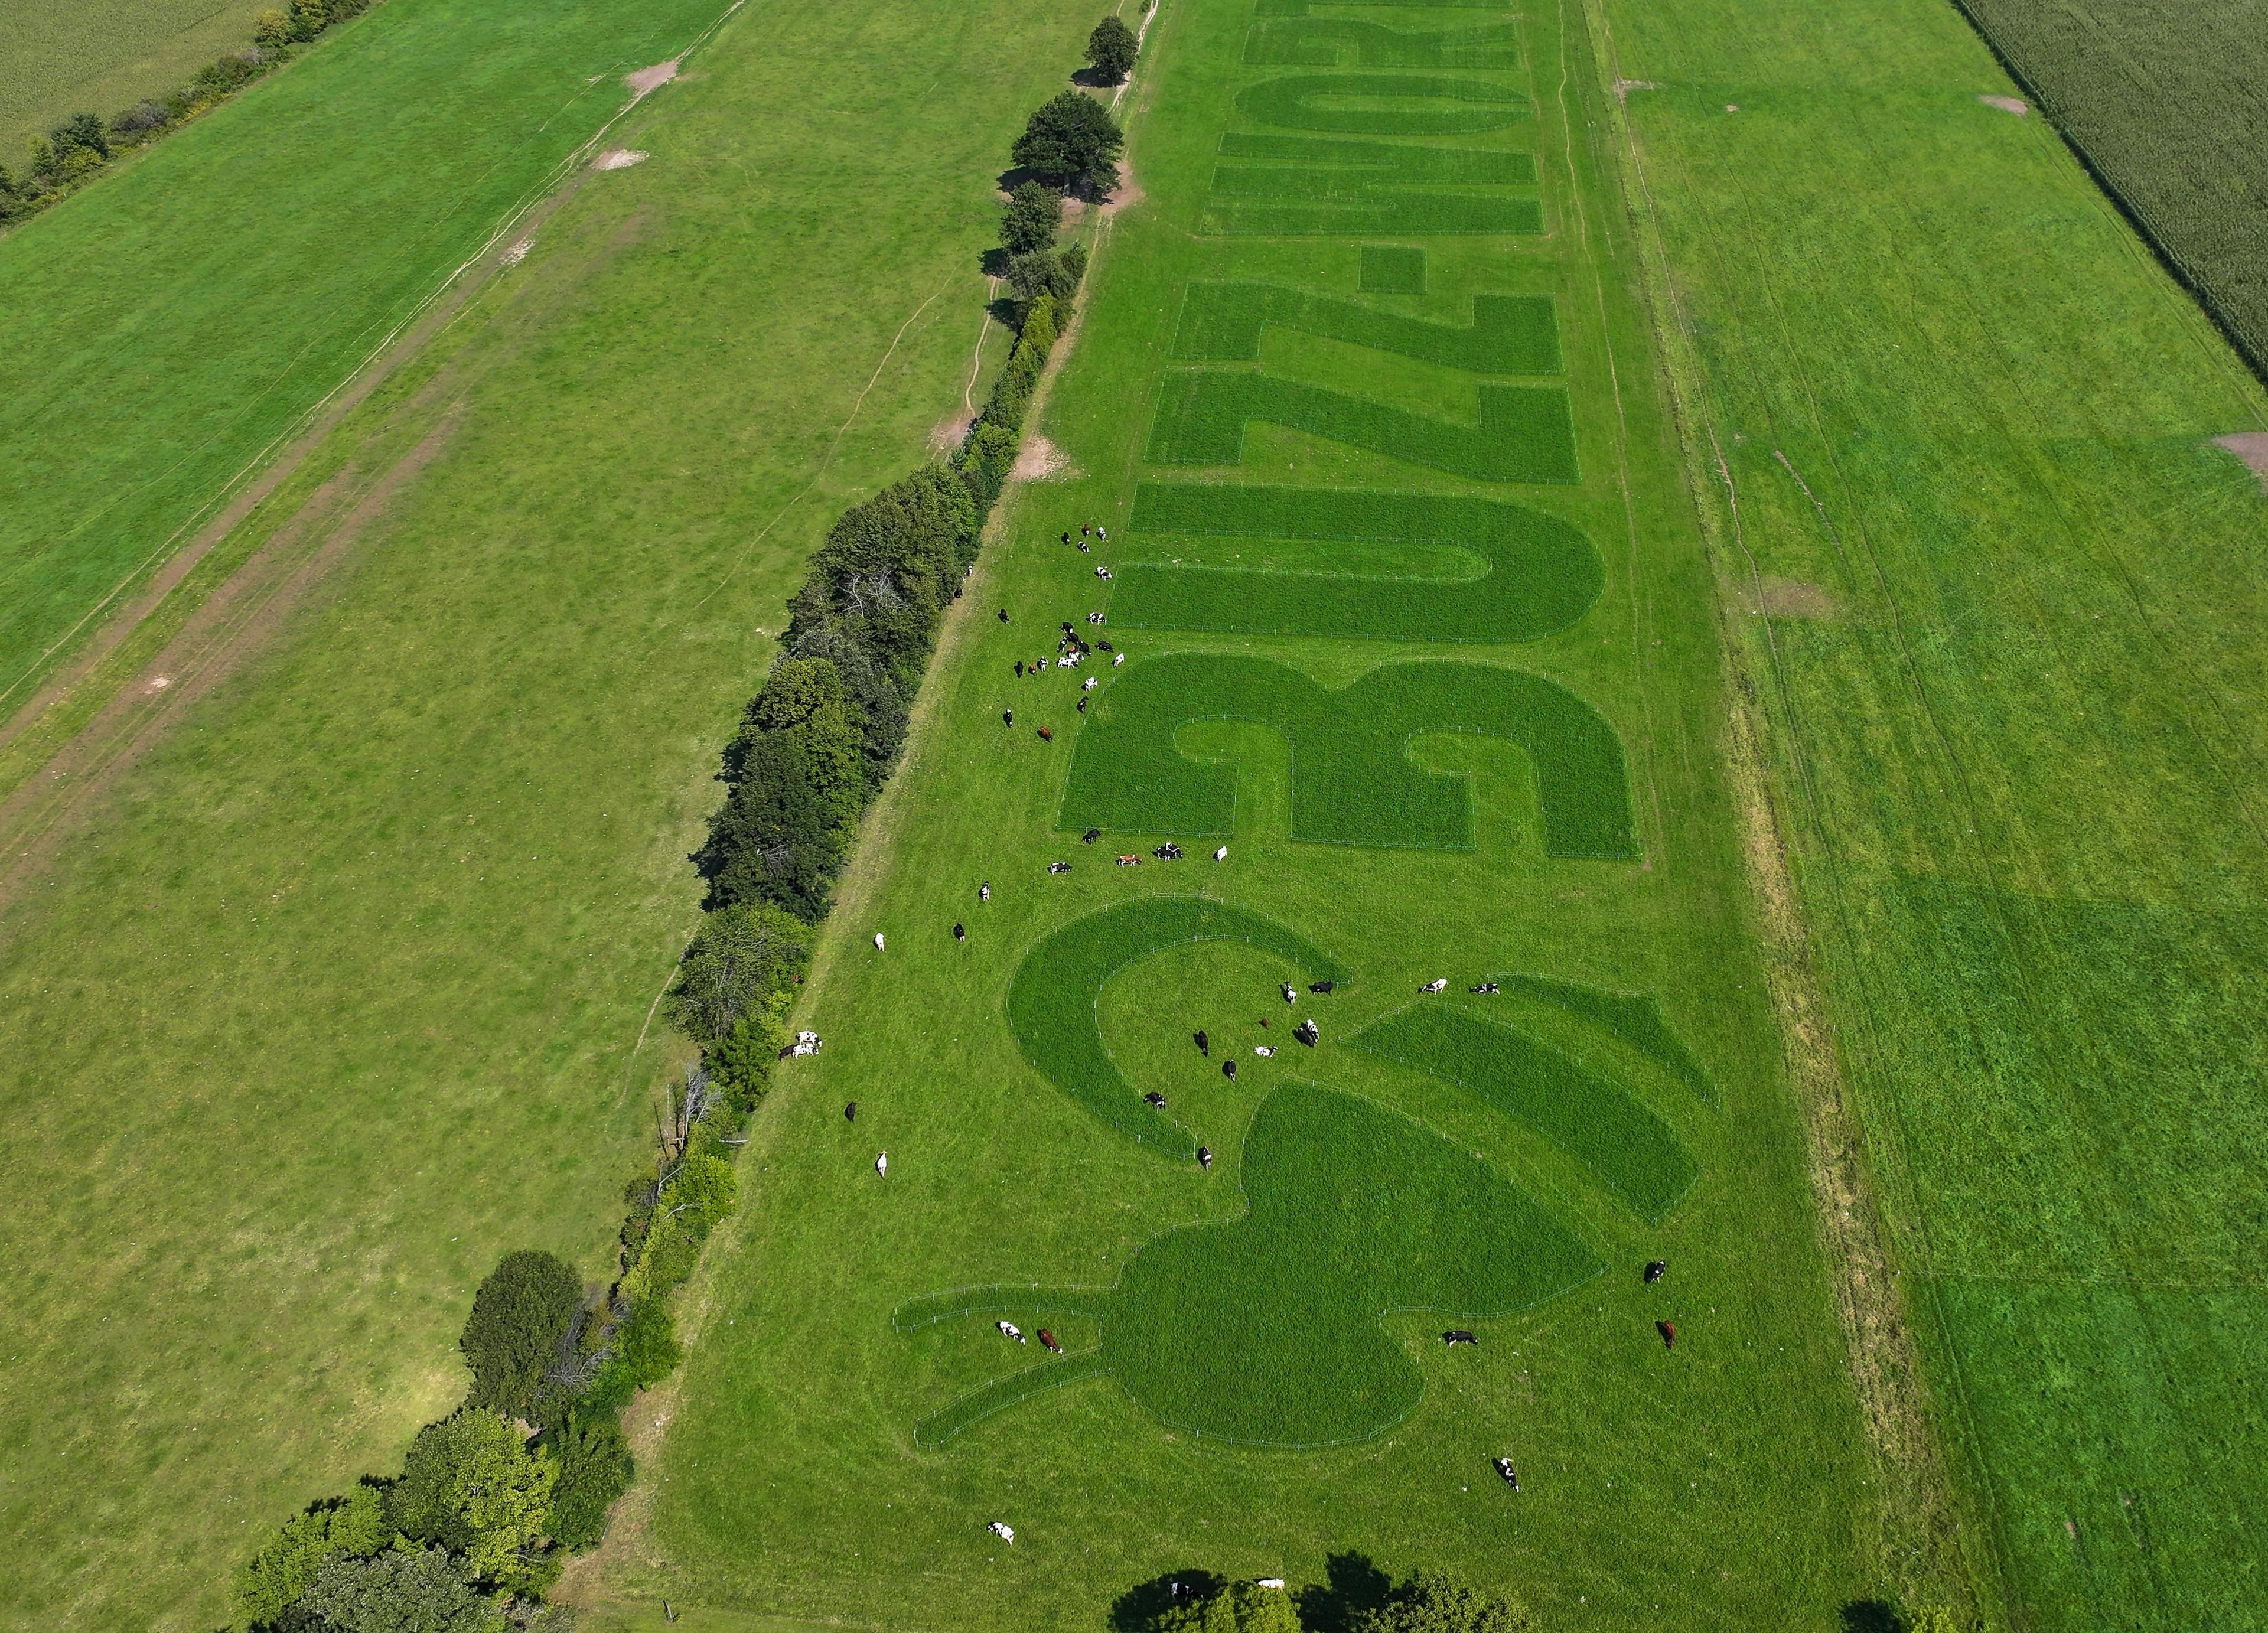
[2213,431,2268,490]
[1752,576,1842,619]
[928,412,974,455]
[1979,93,2028,115]
[1012,434,1077,483]
[1613,79,1659,102]
[624,60,679,99]
[1100,164,1144,216]
[592,149,648,172]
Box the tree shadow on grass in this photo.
[1840,1601,1907,1633]
[1112,1570,1229,1632]
[1295,1551,1392,1633]
[980,246,1012,278]
[1071,66,1127,89]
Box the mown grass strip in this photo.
[1360,245,1426,293]
[1205,131,1539,236]
[1005,896,1350,1154]
[1355,1006,1698,1222]
[1498,973,1717,1104]
[914,1351,1106,1449]
[1235,73,1533,136]
[1146,370,1578,482]
[1246,17,1521,69]
[1172,283,1560,373]
[1060,655,1637,855]
[1117,482,1601,643]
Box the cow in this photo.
[998,1321,1025,1344]
[1038,1329,1063,1354]
[1443,1329,1478,1347]
[1083,828,1102,843]
[1657,1320,1677,1350]
[1197,1146,1213,1170]
[1494,1458,1521,1491]
[1003,710,1014,726]
[1254,1045,1275,1058]
[845,1102,856,1122]
[1421,978,1448,993]
[1223,1059,1237,1082]
[874,932,885,951]
[1294,1019,1319,1047]
[1048,860,1072,874]
[875,1151,888,1177]
[1195,1031,1209,1055]
[989,1521,1015,1544]
[1213,846,1228,862]
[998,608,1009,622]
[1078,697,1089,714]
[1282,984,1298,1005]
[953,923,966,941]
[1015,661,1025,677]
[1037,726,1053,741]
[1469,981,1500,995]
[1143,1091,1166,1109]
[1644,1260,1666,1284]
[1309,980,1335,994]
[979,882,992,901]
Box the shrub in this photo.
[543,1412,634,1550]
[50,112,110,161]
[290,0,331,40]
[461,1250,582,1419]
[1351,1569,1530,1633]
[1021,292,1061,352]
[1001,180,1062,253]
[1011,90,1123,185]
[253,8,295,47]
[1087,15,1140,83]
[230,1485,387,1630]
[1152,1581,1301,1633]
[296,1546,504,1633]
[110,100,171,140]
[614,1298,683,1388]
[663,901,810,1046]
[1061,240,1089,288]
[1006,247,1076,306]
[387,1411,557,1585]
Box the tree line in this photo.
[0,0,373,227]
[222,28,1129,1633]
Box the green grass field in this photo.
[0,0,268,159]
[0,0,1104,1623]
[1587,0,2268,1622]
[611,0,1890,1625]
[0,0,721,736]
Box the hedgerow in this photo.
[1005,895,1350,1153]
[1355,1006,1698,1223]
[1058,656,1637,856]
[1145,370,1578,483]
[1116,482,1602,643]
[1235,73,1532,136]
[1360,245,1426,294]
[1497,973,1718,1104]
[900,1087,1600,1448]
[1244,17,1521,70]
[0,0,374,229]
[1173,283,1560,373]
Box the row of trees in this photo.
[0,0,371,226]
[1128,1563,1530,1633]
[226,25,1118,1632]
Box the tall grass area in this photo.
[1587,0,2268,1622]
[0,0,1103,1623]
[617,0,1885,1625]
[0,0,718,725]
[1953,0,2268,382]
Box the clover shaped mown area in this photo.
[897,1086,1599,1448]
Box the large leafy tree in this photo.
[387,1411,557,1585]
[663,901,810,1046]
[1087,14,1140,83]
[460,1250,582,1419]
[1002,180,1063,253]
[1153,1582,1303,1633]
[1011,90,1123,186]
[295,1546,503,1633]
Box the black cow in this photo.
[1309,980,1335,995]
[1644,1260,1666,1284]
[1443,1329,1478,1347]
[953,923,966,941]
[1195,1030,1209,1055]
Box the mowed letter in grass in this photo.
[0,0,1107,1622]
[624,0,1884,1625]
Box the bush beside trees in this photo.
[460,1250,581,1420]
[1088,14,1142,83]
[1012,89,1125,190]
[1003,180,1064,252]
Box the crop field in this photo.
[0,0,1104,1623]
[0,0,262,159]
[1951,0,2268,379]
[1590,0,2268,1623]
[0,0,725,756]
[614,0,1893,1625]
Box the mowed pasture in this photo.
[0,0,261,158]
[0,0,719,755]
[0,0,1105,1622]
[1592,0,2268,1622]
[617,0,1888,1626]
